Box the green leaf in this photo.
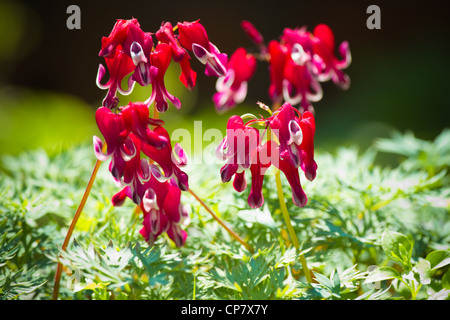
[313,271,341,298]
[381,230,413,268]
[237,208,277,230]
[442,268,450,289]
[364,266,401,283]
[425,250,450,270]
[313,272,334,290]
[414,259,431,285]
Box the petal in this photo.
[288,119,303,145]
[120,137,137,161]
[313,24,335,52]
[167,222,187,247]
[291,43,310,66]
[130,41,148,65]
[111,187,128,207]
[93,135,110,161]
[138,158,151,182]
[337,41,352,70]
[233,171,247,192]
[220,162,238,183]
[278,160,308,207]
[177,20,210,51]
[95,64,109,90]
[156,22,186,62]
[149,163,169,182]
[172,143,188,166]
[248,164,265,209]
[143,188,159,212]
[178,53,197,90]
[162,184,182,222]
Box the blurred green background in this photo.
[0,0,449,157]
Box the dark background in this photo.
[1,0,449,154]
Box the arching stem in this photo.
[188,188,254,254]
[52,147,105,300]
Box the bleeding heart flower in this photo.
[145,43,182,112]
[96,42,136,109]
[312,24,351,89]
[177,20,228,77]
[213,47,257,113]
[139,177,190,247]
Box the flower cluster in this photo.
[215,21,351,209]
[94,18,228,246]
[217,102,317,208]
[96,18,227,110]
[213,21,351,113]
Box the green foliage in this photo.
[0,129,449,300]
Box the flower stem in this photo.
[275,170,312,283]
[52,149,105,300]
[188,188,254,254]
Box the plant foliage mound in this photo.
[0,129,449,300]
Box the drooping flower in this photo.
[98,18,141,58]
[156,21,197,90]
[145,43,182,112]
[216,114,279,208]
[177,20,228,77]
[96,42,136,109]
[139,177,190,247]
[99,18,154,87]
[312,24,351,89]
[267,40,289,105]
[217,115,259,183]
[93,106,134,181]
[282,55,322,114]
[140,125,189,192]
[213,47,257,113]
[156,21,186,62]
[268,102,317,206]
[269,102,317,179]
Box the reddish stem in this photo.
[52,154,104,300]
[188,188,254,254]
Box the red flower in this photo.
[239,21,351,112]
[312,24,351,89]
[156,21,197,90]
[213,47,257,112]
[140,126,189,192]
[139,177,189,247]
[216,115,273,208]
[98,19,141,58]
[94,100,190,247]
[96,42,136,109]
[269,102,317,181]
[156,21,186,62]
[268,103,317,206]
[282,56,322,113]
[177,20,227,77]
[146,43,182,112]
[268,40,289,105]
[99,18,154,87]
